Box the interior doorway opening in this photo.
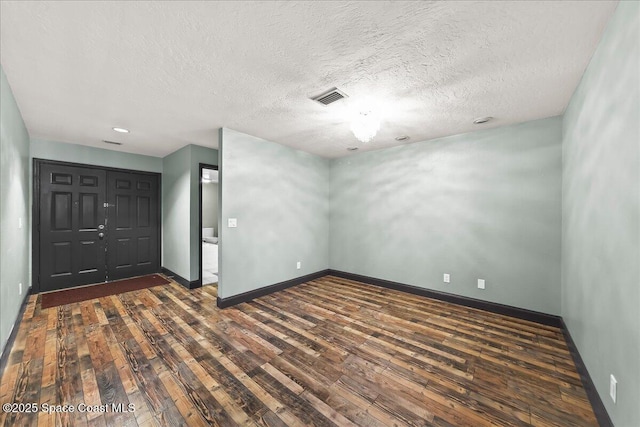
[199,164,219,286]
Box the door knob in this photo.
[98,224,104,230]
[98,232,104,239]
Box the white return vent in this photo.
[310,87,348,106]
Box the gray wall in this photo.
[162,144,217,282]
[330,117,563,315]
[162,145,191,280]
[0,66,30,357]
[202,182,219,230]
[218,128,329,299]
[30,139,163,173]
[562,2,640,426]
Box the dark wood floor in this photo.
[1,275,597,427]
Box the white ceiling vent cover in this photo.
[310,87,348,106]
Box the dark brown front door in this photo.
[39,163,107,291]
[106,171,160,280]
[37,162,160,292]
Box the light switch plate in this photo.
[478,279,486,289]
[610,374,617,403]
[228,218,237,228]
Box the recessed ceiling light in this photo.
[473,117,493,124]
[347,147,359,151]
[395,136,410,141]
[112,127,129,133]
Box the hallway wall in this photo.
[0,66,30,357]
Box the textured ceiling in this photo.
[0,1,617,158]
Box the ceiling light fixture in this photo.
[112,127,129,133]
[395,135,410,141]
[350,112,380,143]
[473,117,492,124]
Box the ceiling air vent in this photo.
[102,140,123,146]
[310,87,348,106]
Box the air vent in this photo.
[310,87,348,106]
[102,140,123,145]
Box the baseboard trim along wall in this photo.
[560,319,613,427]
[0,288,31,377]
[217,269,330,308]
[161,267,200,289]
[328,269,562,327]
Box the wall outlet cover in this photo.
[443,273,450,283]
[478,279,486,289]
[19,283,22,295]
[228,218,237,228]
[296,261,301,269]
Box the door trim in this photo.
[199,163,218,288]
[32,159,162,294]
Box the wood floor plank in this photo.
[1,275,597,426]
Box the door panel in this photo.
[79,240,100,272]
[39,164,107,291]
[79,193,99,229]
[106,171,159,280]
[138,237,151,264]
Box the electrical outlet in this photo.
[443,273,450,283]
[18,217,22,229]
[477,279,486,289]
[610,374,617,403]
[296,261,301,269]
[19,283,22,295]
